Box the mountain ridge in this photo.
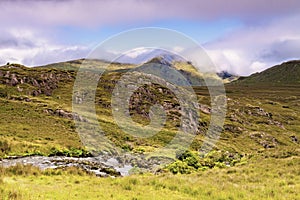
[232,60,300,85]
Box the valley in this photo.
[0,59,299,199]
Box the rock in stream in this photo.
[0,155,133,177]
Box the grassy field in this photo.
[0,156,299,200]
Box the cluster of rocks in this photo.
[111,71,201,135]
[0,156,128,177]
[224,124,244,135]
[76,69,214,136]
[246,106,272,117]
[128,83,181,121]
[245,105,284,129]
[44,108,87,122]
[8,95,32,102]
[0,66,73,96]
[249,132,278,149]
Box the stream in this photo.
[0,155,133,177]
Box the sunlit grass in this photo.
[0,156,299,199]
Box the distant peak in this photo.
[231,59,300,85]
[145,55,173,66]
[217,71,233,79]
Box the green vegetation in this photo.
[165,150,247,174]
[0,60,299,199]
[232,60,300,85]
[0,156,299,199]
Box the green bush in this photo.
[177,150,201,169]
[166,150,246,174]
[166,160,193,174]
[48,147,92,157]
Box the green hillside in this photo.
[232,60,300,85]
[0,59,299,199]
[0,60,299,157]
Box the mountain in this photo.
[217,71,239,82]
[232,60,300,85]
[116,49,238,83]
[136,55,235,86]
[115,49,184,64]
[145,55,174,66]
[0,59,298,159]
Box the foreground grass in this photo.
[0,156,299,200]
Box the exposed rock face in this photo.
[10,73,19,86]
[111,71,201,135]
[0,65,73,96]
[128,83,181,123]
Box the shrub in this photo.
[48,147,92,157]
[165,150,247,173]
[166,160,193,174]
[177,150,201,169]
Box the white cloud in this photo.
[0,28,89,66]
[1,0,300,28]
[0,0,300,73]
[123,47,152,59]
[205,15,300,75]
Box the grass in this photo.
[0,98,82,157]
[232,60,300,85]
[2,61,298,158]
[0,156,299,199]
[0,60,299,199]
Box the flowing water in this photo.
[0,155,133,177]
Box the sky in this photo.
[0,0,300,75]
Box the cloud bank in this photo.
[0,27,89,66]
[205,14,300,75]
[0,0,299,74]
[1,0,300,27]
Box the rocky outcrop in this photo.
[249,132,278,148]
[246,106,272,118]
[44,108,87,122]
[245,105,284,129]
[111,71,201,135]
[199,104,211,114]
[0,65,74,96]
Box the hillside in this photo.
[232,60,300,85]
[0,59,298,157]
[0,59,299,199]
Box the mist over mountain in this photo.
[115,49,184,64]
